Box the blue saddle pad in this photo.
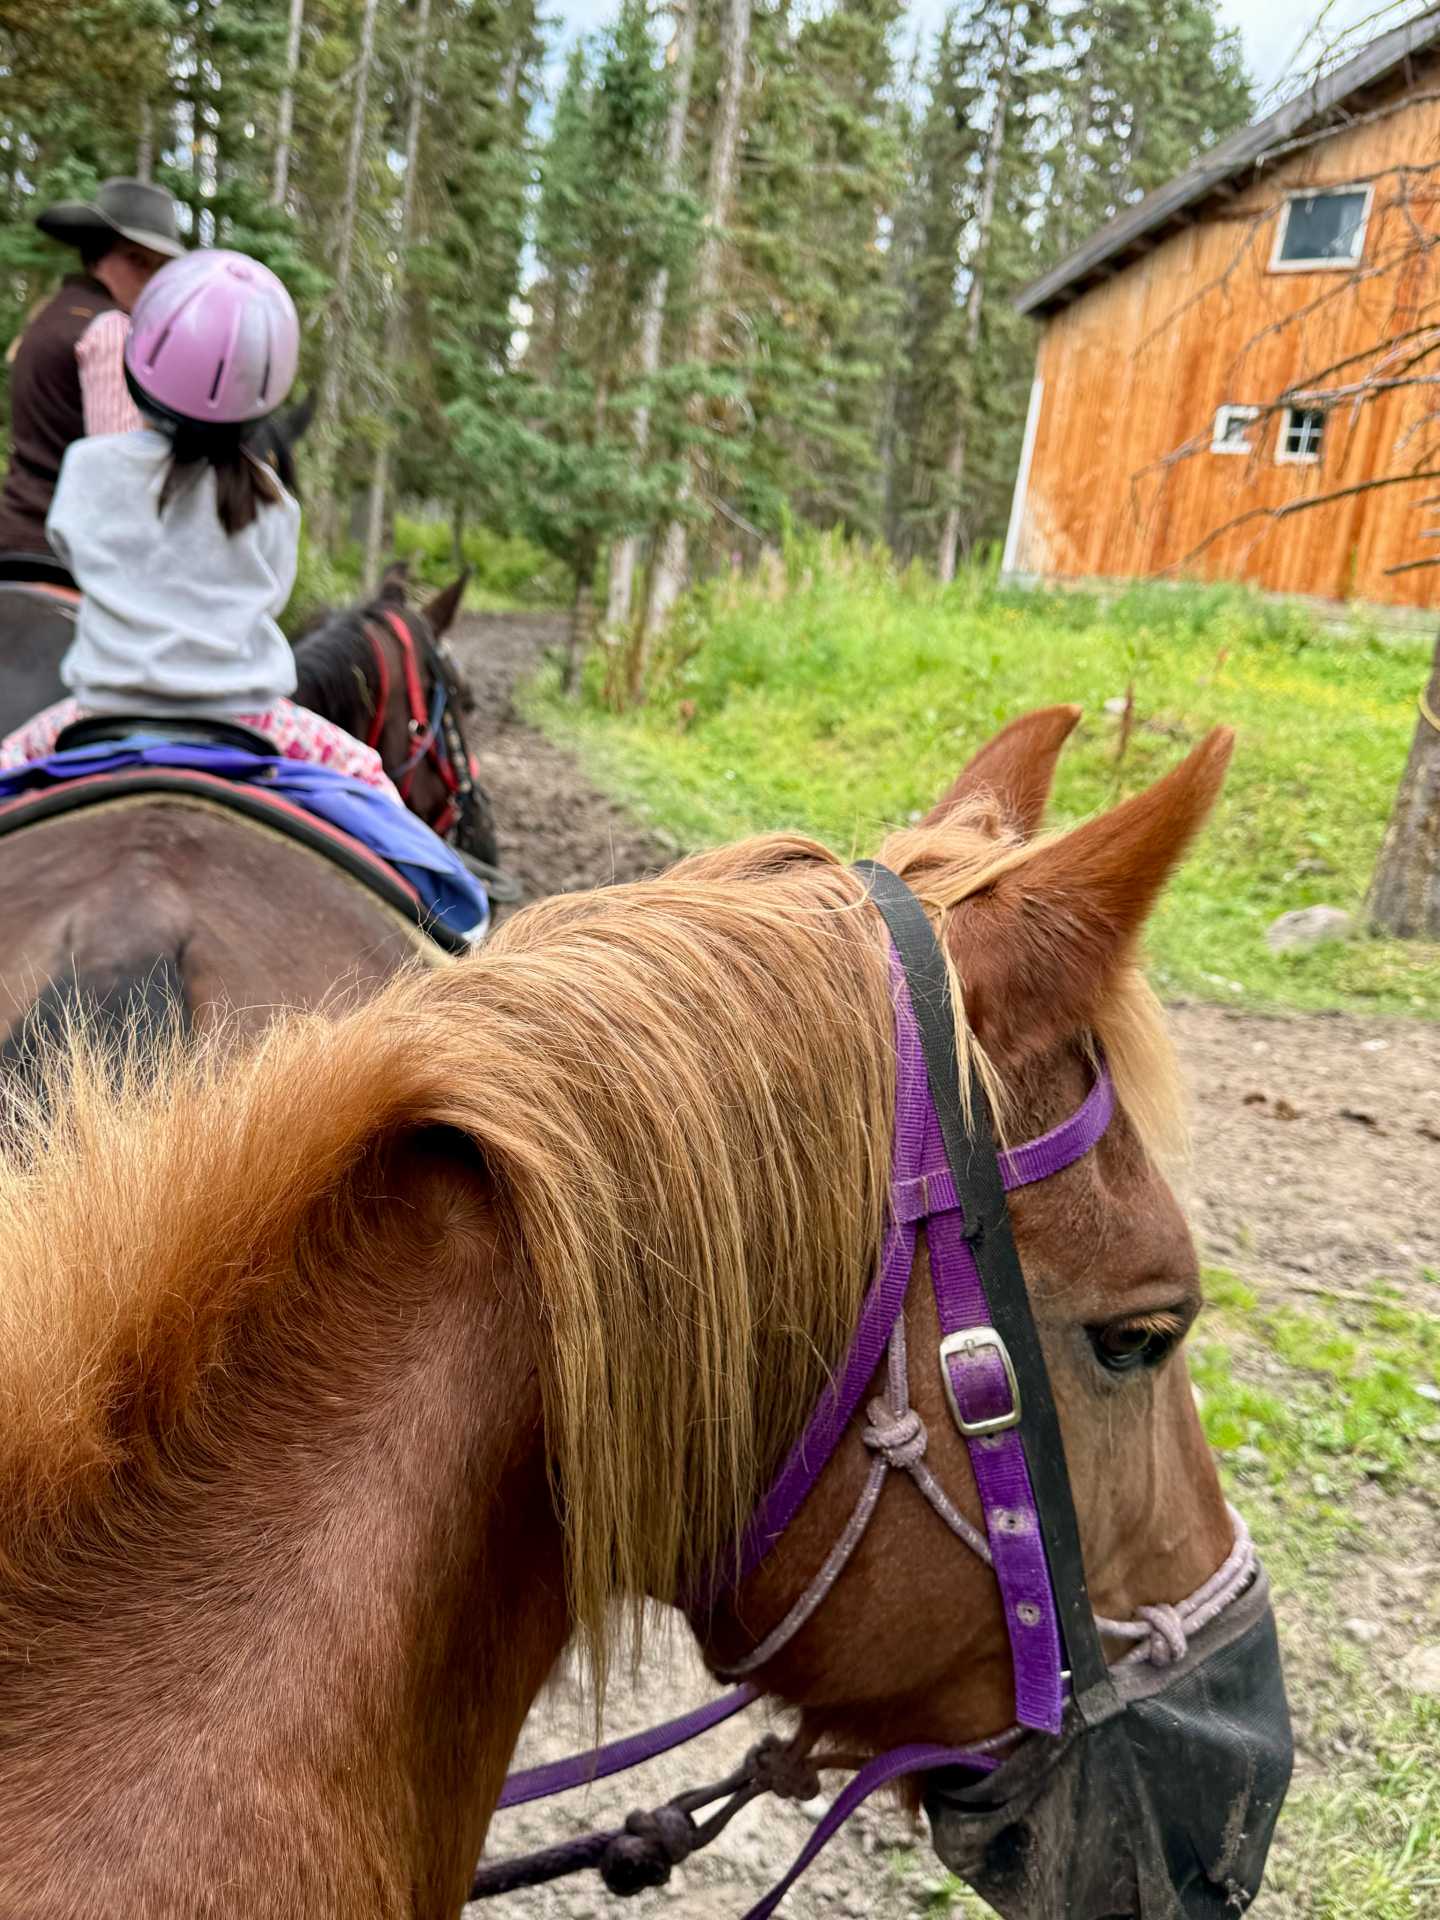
[0,739,490,942]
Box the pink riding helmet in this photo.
[124,248,300,426]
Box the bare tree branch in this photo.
[1163,465,1440,578]
[1256,88,1440,169]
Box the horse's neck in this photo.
[1,1149,569,1919]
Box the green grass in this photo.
[1192,1266,1440,1576]
[1268,1695,1440,1918]
[531,537,1440,1015]
[885,1266,1440,1917]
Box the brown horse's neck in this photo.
[0,1144,568,1920]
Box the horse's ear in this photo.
[284,391,316,442]
[379,560,410,605]
[948,729,1234,1058]
[924,704,1082,837]
[422,570,470,638]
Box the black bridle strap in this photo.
[852,860,1117,1717]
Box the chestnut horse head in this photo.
[0,712,1287,1918]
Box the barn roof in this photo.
[1017,6,1440,317]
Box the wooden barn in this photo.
[1003,10,1440,610]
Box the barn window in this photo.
[1212,405,1260,454]
[1273,188,1371,269]
[1277,407,1325,463]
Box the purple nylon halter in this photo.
[493,947,1114,1908]
[711,949,1113,1740]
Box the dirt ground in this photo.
[455,612,1440,1920]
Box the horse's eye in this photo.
[1089,1316,1184,1375]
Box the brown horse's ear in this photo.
[924,704,1082,837]
[284,391,316,442]
[423,570,470,638]
[380,560,411,605]
[949,728,1234,1058]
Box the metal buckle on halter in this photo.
[938,1328,1022,1437]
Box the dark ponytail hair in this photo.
[126,366,284,536]
[155,420,282,536]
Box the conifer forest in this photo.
[2,1,1250,690]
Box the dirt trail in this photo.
[454,611,1440,1919]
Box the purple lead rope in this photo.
[737,1743,998,1920]
[497,1687,757,1809]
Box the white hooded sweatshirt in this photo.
[47,428,301,717]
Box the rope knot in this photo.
[1135,1602,1188,1667]
[600,1805,696,1894]
[862,1397,928,1469]
[748,1734,821,1804]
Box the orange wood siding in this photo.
[1013,65,1440,608]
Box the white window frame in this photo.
[1276,405,1326,465]
[1211,404,1260,454]
[1269,184,1374,272]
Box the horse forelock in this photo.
[290,604,386,739]
[292,592,453,744]
[0,816,1180,1696]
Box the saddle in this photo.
[54,714,277,757]
[0,551,78,593]
[0,757,472,957]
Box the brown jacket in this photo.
[0,274,123,556]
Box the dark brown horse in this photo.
[0,712,1280,1918]
[0,575,493,1078]
[292,571,504,879]
[0,560,78,739]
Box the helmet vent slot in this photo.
[208,357,226,403]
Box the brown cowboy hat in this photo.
[35,177,184,259]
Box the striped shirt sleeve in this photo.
[75,311,143,436]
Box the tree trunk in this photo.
[644,0,752,642]
[936,5,1018,586]
[605,526,641,637]
[565,561,598,699]
[1367,635,1440,937]
[136,100,154,182]
[363,443,393,586]
[451,497,468,569]
[271,0,305,208]
[607,0,700,652]
[311,0,380,552]
[363,0,433,588]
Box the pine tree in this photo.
[886,0,1248,571]
[363,0,435,583]
[271,0,306,207]
[932,0,1045,582]
[606,0,702,647]
[1042,0,1250,263]
[643,0,753,637]
[885,15,977,559]
[0,0,182,362]
[415,0,545,545]
[309,0,385,551]
[452,2,693,686]
[660,0,905,572]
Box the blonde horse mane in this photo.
[0,816,1180,1683]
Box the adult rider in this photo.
[0,178,184,570]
